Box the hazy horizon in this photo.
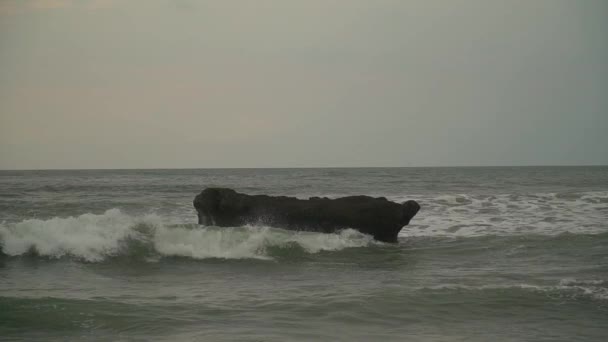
[2,164,608,172]
[1,0,607,169]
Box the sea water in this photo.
[1,167,607,341]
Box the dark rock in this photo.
[193,188,420,243]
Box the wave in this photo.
[0,209,375,262]
[396,191,608,238]
[418,280,608,301]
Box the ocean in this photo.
[1,167,607,341]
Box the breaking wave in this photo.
[0,209,375,262]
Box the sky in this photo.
[1,0,607,169]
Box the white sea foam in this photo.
[394,191,608,238]
[559,278,607,286]
[155,225,373,260]
[0,209,374,262]
[0,209,141,262]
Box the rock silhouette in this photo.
[193,188,420,243]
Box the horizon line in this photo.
[1,164,607,172]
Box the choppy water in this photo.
[1,167,607,341]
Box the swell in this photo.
[415,281,608,302]
[2,278,606,319]
[0,296,194,338]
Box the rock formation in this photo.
[193,188,420,243]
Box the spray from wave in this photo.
[0,209,375,262]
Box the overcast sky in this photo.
[1,0,607,169]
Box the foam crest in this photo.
[0,209,152,262]
[0,209,374,262]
